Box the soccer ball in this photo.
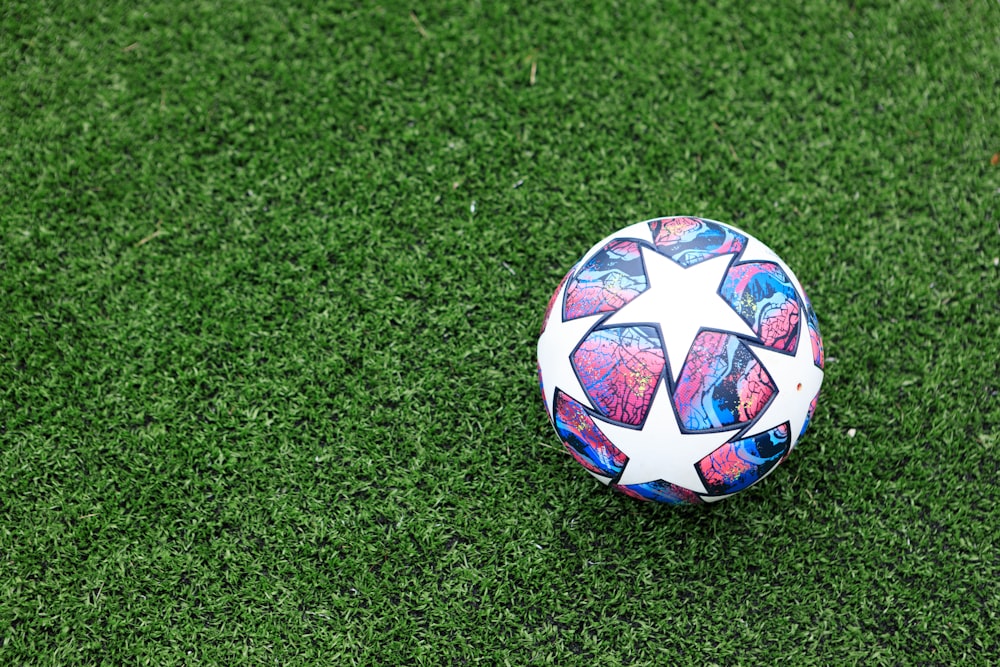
[537,217,824,504]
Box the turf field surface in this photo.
[2,1,999,664]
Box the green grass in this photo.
[2,0,998,664]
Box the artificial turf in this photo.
[1,0,998,664]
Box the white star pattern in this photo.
[740,234,782,265]
[604,247,757,382]
[744,333,824,450]
[593,380,735,493]
[537,279,605,419]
